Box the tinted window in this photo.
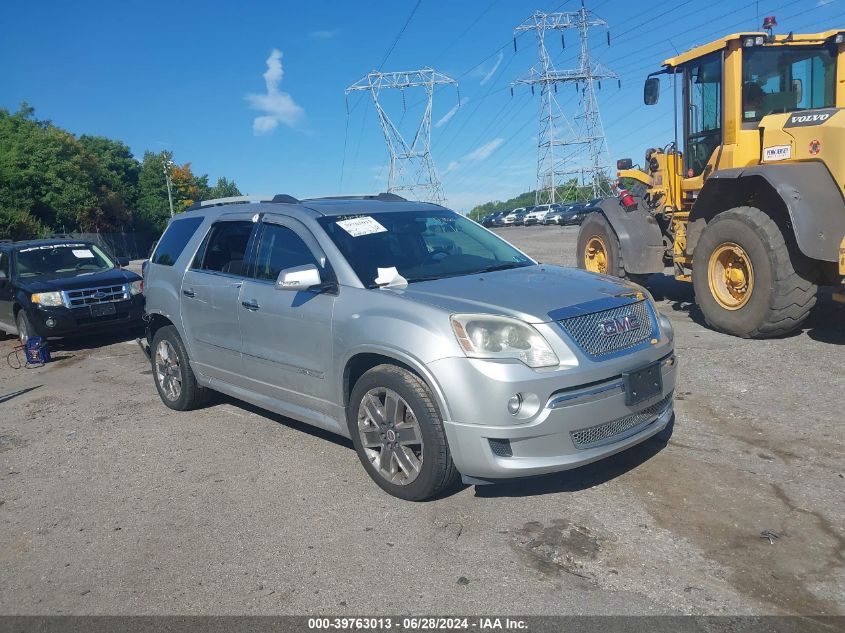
[743,46,835,122]
[194,221,254,275]
[252,224,319,281]
[0,252,8,278]
[152,217,204,266]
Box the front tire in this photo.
[691,207,817,338]
[15,310,33,344]
[151,325,210,410]
[347,365,459,501]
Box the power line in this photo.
[377,0,423,71]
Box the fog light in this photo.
[507,394,522,415]
[45,317,56,328]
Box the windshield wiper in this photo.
[477,262,528,274]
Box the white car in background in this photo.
[524,204,559,226]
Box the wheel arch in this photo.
[688,163,845,263]
[342,348,452,421]
[145,311,175,345]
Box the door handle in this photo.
[241,299,260,311]
[182,288,195,298]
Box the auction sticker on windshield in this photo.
[72,249,95,258]
[336,216,387,237]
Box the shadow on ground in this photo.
[643,274,845,345]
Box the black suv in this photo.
[0,239,145,343]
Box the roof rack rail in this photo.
[305,192,407,202]
[186,194,300,212]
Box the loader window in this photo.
[686,53,722,177]
[742,46,835,122]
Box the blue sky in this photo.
[2,0,842,211]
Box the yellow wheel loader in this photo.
[576,25,845,337]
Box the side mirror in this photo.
[276,264,322,292]
[117,256,130,268]
[644,77,660,105]
[616,158,633,170]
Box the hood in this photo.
[382,264,642,323]
[17,268,140,293]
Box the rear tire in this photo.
[577,212,647,283]
[151,325,210,410]
[347,365,459,501]
[691,207,817,338]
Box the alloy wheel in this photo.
[155,340,183,401]
[357,387,424,485]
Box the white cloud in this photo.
[465,138,504,161]
[442,138,504,175]
[244,48,304,135]
[480,51,504,85]
[309,29,341,39]
[434,97,469,128]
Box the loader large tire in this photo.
[577,212,647,283]
[691,207,817,338]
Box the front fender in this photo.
[594,198,665,274]
[690,163,845,262]
[337,343,453,422]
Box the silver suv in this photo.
[143,194,677,500]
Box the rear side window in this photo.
[152,217,204,266]
[0,252,8,278]
[193,221,254,275]
[252,224,319,281]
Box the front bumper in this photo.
[27,296,145,338]
[431,352,677,480]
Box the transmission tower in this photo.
[346,69,458,204]
[512,2,617,204]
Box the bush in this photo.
[0,207,44,241]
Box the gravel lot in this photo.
[1,225,843,616]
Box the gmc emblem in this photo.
[598,313,640,336]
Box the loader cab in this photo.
[645,31,844,190]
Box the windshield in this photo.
[16,243,115,278]
[742,46,836,122]
[317,210,534,288]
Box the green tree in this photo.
[208,176,241,199]
[136,151,173,233]
[0,104,98,232]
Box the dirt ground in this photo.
[0,225,843,616]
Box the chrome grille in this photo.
[63,284,128,307]
[558,300,652,357]
[570,392,672,449]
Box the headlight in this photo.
[129,280,144,295]
[31,291,64,307]
[658,313,674,342]
[450,314,559,368]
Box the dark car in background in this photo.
[0,239,144,343]
[481,210,507,227]
[560,202,591,226]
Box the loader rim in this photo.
[584,236,609,274]
[708,242,754,310]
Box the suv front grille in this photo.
[558,300,652,357]
[63,284,128,307]
[570,392,672,449]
